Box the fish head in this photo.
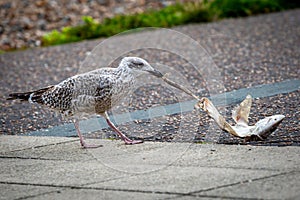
[252,114,285,138]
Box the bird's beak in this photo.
[147,69,163,78]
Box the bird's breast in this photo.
[110,76,135,105]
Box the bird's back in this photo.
[9,67,135,118]
[44,67,124,116]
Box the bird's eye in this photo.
[132,60,144,66]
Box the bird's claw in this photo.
[80,141,103,149]
[124,139,144,145]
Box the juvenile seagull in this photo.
[8,57,163,148]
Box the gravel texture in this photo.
[1,10,299,146]
[0,0,191,51]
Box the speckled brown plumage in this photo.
[8,57,163,148]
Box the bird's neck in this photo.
[117,63,131,73]
[116,64,134,82]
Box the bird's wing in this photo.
[70,74,116,115]
[232,95,252,126]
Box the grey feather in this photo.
[8,57,158,119]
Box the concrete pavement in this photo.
[1,135,299,199]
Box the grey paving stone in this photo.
[0,136,110,161]
[87,141,191,174]
[89,165,279,194]
[0,158,129,186]
[0,135,77,153]
[176,144,300,171]
[196,171,300,200]
[1,137,299,200]
[0,183,59,200]
[30,188,177,200]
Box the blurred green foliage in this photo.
[209,0,299,18]
[42,0,300,46]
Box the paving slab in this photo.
[195,171,300,200]
[85,141,192,174]
[30,188,177,200]
[0,135,189,166]
[0,136,299,199]
[3,136,298,173]
[89,165,279,194]
[0,157,130,186]
[0,183,59,200]
[176,144,300,171]
[0,135,77,153]
[0,135,109,161]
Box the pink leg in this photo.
[73,119,102,148]
[104,113,143,145]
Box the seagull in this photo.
[8,57,163,148]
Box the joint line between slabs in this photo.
[2,139,79,154]
[187,170,299,195]
[14,190,62,200]
[2,171,299,198]
[0,181,195,197]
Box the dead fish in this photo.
[196,95,285,140]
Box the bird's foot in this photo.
[80,141,103,149]
[124,138,144,145]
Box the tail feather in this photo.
[7,92,32,101]
[7,85,54,104]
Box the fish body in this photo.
[196,96,285,140]
[249,114,285,139]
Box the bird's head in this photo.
[120,57,163,78]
